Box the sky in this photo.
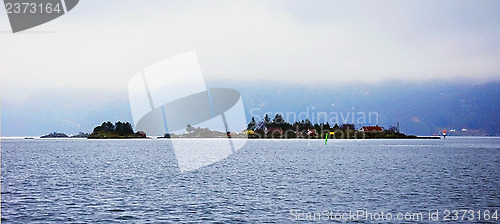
[1,0,500,102]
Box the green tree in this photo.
[122,122,134,134]
[186,123,195,132]
[103,121,115,132]
[115,121,124,135]
[304,118,312,129]
[93,125,104,133]
[272,114,284,126]
[325,122,332,130]
[114,121,134,136]
[264,114,271,124]
[247,117,256,130]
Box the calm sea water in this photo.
[2,137,499,223]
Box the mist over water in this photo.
[2,138,499,222]
[2,81,500,137]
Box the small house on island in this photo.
[136,131,147,138]
[361,126,384,133]
[306,129,317,136]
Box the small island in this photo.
[159,114,439,139]
[161,124,247,138]
[40,132,69,138]
[88,121,147,139]
[41,115,438,140]
[242,114,440,139]
[40,132,91,138]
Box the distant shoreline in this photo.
[6,136,446,140]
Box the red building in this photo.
[136,131,147,138]
[361,126,384,133]
[266,127,284,135]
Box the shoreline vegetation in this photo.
[156,114,437,139]
[87,121,147,139]
[39,115,441,139]
[239,114,440,139]
[40,132,90,138]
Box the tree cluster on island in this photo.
[246,114,436,139]
[88,121,146,139]
[180,124,232,138]
[40,116,437,140]
[160,123,247,138]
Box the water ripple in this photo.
[1,138,499,222]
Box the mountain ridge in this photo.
[2,80,499,136]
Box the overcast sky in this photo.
[1,0,500,101]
